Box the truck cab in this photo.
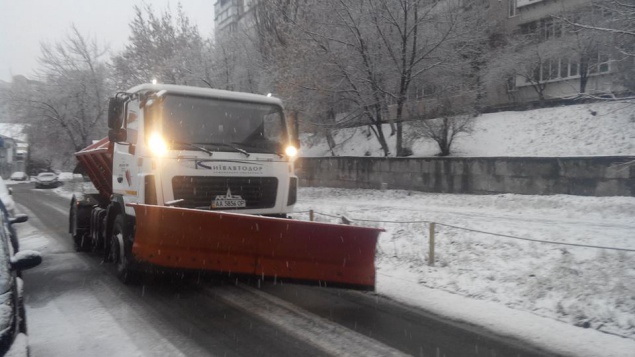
[109,84,299,218]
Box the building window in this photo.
[506,76,517,92]
[528,54,610,84]
[586,50,611,74]
[508,0,517,17]
[521,18,565,40]
[407,84,438,100]
[539,58,560,81]
[598,53,610,73]
[569,61,579,76]
[559,60,568,78]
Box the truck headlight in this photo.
[149,133,168,156]
[285,145,298,158]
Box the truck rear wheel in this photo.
[91,209,107,253]
[70,201,90,252]
[110,214,139,284]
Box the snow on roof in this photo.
[126,83,284,107]
[0,123,27,142]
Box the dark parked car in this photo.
[0,200,41,356]
[35,172,58,189]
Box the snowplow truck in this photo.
[69,84,382,290]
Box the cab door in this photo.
[112,99,141,213]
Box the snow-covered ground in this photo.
[291,189,635,344]
[300,101,635,157]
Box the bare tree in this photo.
[7,25,111,169]
[485,30,564,106]
[210,1,485,156]
[250,0,349,152]
[112,3,213,88]
[409,97,475,156]
[374,0,487,156]
[550,5,614,94]
[559,0,635,95]
[293,0,487,156]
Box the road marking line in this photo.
[204,285,408,357]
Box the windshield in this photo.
[146,94,287,154]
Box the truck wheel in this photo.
[92,210,107,253]
[70,202,89,252]
[111,214,139,284]
[18,298,27,334]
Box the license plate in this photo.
[212,199,246,208]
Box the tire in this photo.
[91,210,107,253]
[70,202,90,252]
[110,214,139,284]
[18,298,27,334]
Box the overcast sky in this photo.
[0,0,214,82]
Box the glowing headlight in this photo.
[285,145,298,158]
[148,133,168,156]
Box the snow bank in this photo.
[300,101,635,157]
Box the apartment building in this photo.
[486,0,621,108]
[214,0,256,36]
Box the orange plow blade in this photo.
[128,204,384,290]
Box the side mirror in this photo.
[9,214,28,225]
[108,97,126,129]
[108,128,127,143]
[10,250,42,271]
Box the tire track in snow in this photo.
[204,284,408,357]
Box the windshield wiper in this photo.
[197,142,250,157]
[232,142,283,158]
[171,141,214,156]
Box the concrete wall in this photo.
[296,157,635,196]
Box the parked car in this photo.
[0,179,16,217]
[0,199,41,356]
[35,172,58,189]
[9,172,28,182]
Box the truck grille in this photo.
[172,176,278,210]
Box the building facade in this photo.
[485,0,622,108]
[0,123,28,178]
[0,135,26,178]
[214,0,256,37]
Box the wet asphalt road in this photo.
[13,182,553,357]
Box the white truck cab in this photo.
[109,84,299,218]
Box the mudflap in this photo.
[127,204,383,290]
